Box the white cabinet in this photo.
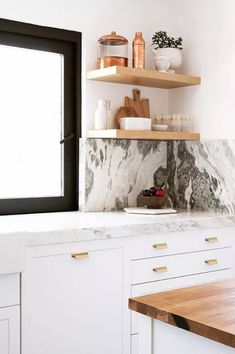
[151,319,235,354]
[0,232,24,354]
[129,228,232,260]
[21,226,235,354]
[0,306,20,354]
[0,233,25,275]
[0,274,20,308]
[0,274,20,354]
[128,228,234,354]
[131,247,232,284]
[22,246,124,354]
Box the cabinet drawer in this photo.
[0,233,25,275]
[130,268,232,334]
[0,274,20,308]
[131,248,232,285]
[130,229,232,260]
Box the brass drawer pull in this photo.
[153,243,168,249]
[205,237,218,243]
[205,259,218,265]
[153,266,168,273]
[71,252,89,260]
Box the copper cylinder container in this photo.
[97,31,128,69]
[132,32,145,69]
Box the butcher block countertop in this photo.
[129,279,235,348]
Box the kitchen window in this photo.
[0,19,81,215]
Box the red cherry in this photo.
[155,188,166,197]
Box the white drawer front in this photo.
[131,248,232,285]
[130,228,233,260]
[0,274,20,308]
[130,268,232,334]
[0,233,25,275]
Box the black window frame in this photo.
[0,18,81,215]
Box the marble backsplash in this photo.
[80,138,235,213]
[80,139,166,211]
[167,140,235,214]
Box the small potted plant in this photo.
[152,31,183,72]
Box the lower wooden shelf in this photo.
[87,129,200,141]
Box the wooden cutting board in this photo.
[125,89,150,118]
[115,106,137,126]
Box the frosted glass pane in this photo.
[0,45,64,199]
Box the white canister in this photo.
[94,100,107,130]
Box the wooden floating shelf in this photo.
[87,130,200,141]
[87,66,201,89]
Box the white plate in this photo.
[152,124,168,131]
[124,207,177,215]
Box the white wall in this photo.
[167,0,235,139]
[0,0,171,135]
[2,0,235,139]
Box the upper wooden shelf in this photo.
[87,129,200,141]
[86,66,201,89]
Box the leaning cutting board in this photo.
[125,89,150,118]
[115,106,137,126]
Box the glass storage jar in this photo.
[97,31,128,69]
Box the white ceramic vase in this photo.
[152,48,182,72]
[94,99,114,130]
[105,100,114,129]
[94,100,107,130]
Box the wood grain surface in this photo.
[87,66,201,89]
[86,129,200,141]
[115,106,137,127]
[129,279,235,348]
[124,89,150,118]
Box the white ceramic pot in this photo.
[154,56,170,72]
[152,48,182,72]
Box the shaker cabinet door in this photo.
[0,306,20,354]
[22,247,123,354]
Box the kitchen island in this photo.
[129,279,235,354]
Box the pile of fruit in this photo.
[143,185,166,197]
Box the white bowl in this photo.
[152,124,168,131]
[120,117,151,130]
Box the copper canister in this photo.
[97,31,128,69]
[132,32,145,69]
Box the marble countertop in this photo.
[1,210,235,246]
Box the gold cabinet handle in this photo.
[205,259,218,265]
[205,237,218,243]
[153,243,168,249]
[71,252,89,260]
[153,266,168,273]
